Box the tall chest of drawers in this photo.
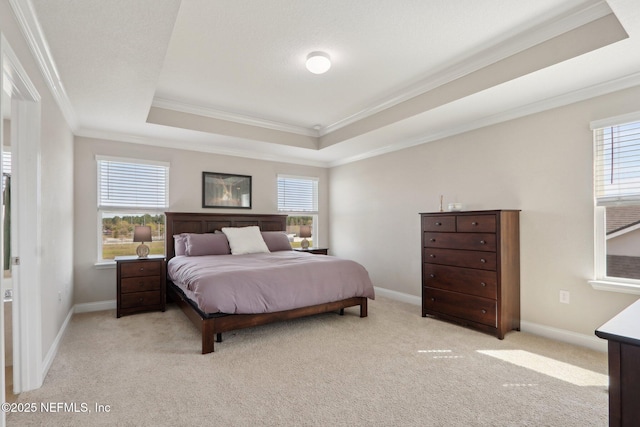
[420,210,520,339]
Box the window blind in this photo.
[2,151,10,193]
[98,157,169,210]
[277,175,318,213]
[594,120,640,206]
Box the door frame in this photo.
[0,33,43,407]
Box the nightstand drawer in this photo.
[121,276,162,294]
[120,261,162,278]
[120,291,162,309]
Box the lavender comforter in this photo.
[167,251,375,314]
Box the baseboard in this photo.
[520,320,607,352]
[74,300,116,313]
[375,286,607,352]
[374,286,421,306]
[41,306,73,380]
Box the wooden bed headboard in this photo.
[164,212,288,260]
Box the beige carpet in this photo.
[8,297,608,426]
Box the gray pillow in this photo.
[261,231,292,252]
[174,233,188,256]
[185,233,231,256]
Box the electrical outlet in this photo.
[559,290,570,304]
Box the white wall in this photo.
[329,85,640,337]
[73,136,329,305]
[1,0,75,365]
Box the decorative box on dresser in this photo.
[116,255,166,318]
[420,210,520,339]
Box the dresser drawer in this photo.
[424,232,496,251]
[120,291,162,309]
[457,215,496,233]
[424,287,497,327]
[422,215,456,232]
[120,261,162,278]
[423,264,497,299]
[424,248,497,270]
[121,276,162,294]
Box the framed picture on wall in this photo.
[202,172,252,209]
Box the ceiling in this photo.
[19,0,640,166]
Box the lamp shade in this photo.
[133,225,152,243]
[299,225,312,238]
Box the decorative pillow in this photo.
[221,226,270,255]
[174,233,188,256]
[261,231,292,252]
[185,233,231,256]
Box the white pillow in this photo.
[221,226,270,255]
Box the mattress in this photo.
[167,251,375,315]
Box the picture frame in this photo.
[202,172,252,209]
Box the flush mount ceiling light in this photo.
[305,51,331,74]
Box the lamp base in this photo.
[136,243,150,258]
[301,238,309,249]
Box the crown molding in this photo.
[74,127,329,168]
[9,0,77,130]
[322,0,613,136]
[78,71,640,170]
[329,70,640,167]
[151,97,319,138]
[1,33,40,102]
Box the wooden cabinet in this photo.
[420,210,520,339]
[116,255,166,318]
[596,299,640,427]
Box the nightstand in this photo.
[115,255,166,317]
[293,247,329,255]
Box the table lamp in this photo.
[133,225,152,258]
[299,225,312,250]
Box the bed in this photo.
[165,212,374,353]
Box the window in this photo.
[97,156,169,261]
[592,119,640,289]
[277,175,318,248]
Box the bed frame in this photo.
[165,212,369,354]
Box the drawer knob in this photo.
[429,274,435,278]
[481,309,487,314]
[480,282,486,287]
[430,297,435,301]
[480,240,486,245]
[139,268,145,271]
[430,254,436,258]
[430,238,436,242]
[480,258,486,263]
[472,221,478,226]
[435,222,441,226]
